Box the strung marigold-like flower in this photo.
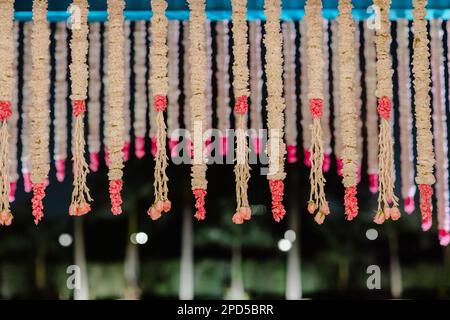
[30,0,51,225]
[305,0,329,224]
[263,0,287,222]
[412,0,436,230]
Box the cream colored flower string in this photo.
[363,23,379,194]
[249,21,263,155]
[188,0,208,221]
[215,20,231,157]
[396,19,416,214]
[412,0,435,231]
[0,0,15,226]
[167,20,180,158]
[264,0,286,222]
[133,20,148,159]
[147,0,172,221]
[8,21,19,204]
[88,22,101,171]
[305,0,329,224]
[331,20,343,176]
[337,0,359,221]
[148,21,157,157]
[205,20,213,154]
[182,21,192,157]
[54,23,68,182]
[30,0,51,225]
[354,23,363,183]
[322,20,332,172]
[21,22,33,194]
[430,19,449,245]
[283,21,298,165]
[123,20,131,162]
[300,20,312,168]
[231,0,252,224]
[69,0,92,217]
[106,0,126,215]
[373,0,400,224]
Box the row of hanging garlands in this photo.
[1,0,449,245]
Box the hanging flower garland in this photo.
[249,21,263,155]
[305,0,329,224]
[147,0,171,220]
[397,19,416,214]
[133,20,148,159]
[182,21,193,157]
[337,0,359,221]
[264,0,286,222]
[21,22,33,193]
[0,0,15,226]
[123,21,131,162]
[147,22,157,158]
[30,0,51,225]
[167,20,180,158]
[188,0,208,221]
[363,23,379,194]
[331,20,343,176]
[8,21,19,203]
[300,20,312,168]
[88,22,101,172]
[283,21,298,164]
[322,20,332,173]
[205,21,213,155]
[54,23,68,182]
[106,0,126,215]
[354,23,363,183]
[69,0,92,217]
[430,19,449,245]
[412,0,435,231]
[373,0,400,224]
[102,23,110,166]
[231,0,252,224]
[215,20,231,157]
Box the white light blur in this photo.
[284,230,296,242]
[135,232,148,245]
[278,239,292,252]
[58,233,73,247]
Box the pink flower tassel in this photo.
[69,203,91,217]
[109,179,123,215]
[9,181,17,202]
[368,173,378,194]
[287,144,298,164]
[31,183,46,225]
[303,148,311,167]
[23,172,32,193]
[232,207,251,225]
[419,184,433,231]
[135,136,146,159]
[193,188,207,221]
[252,136,262,155]
[122,141,130,162]
[344,186,358,221]
[169,138,179,158]
[89,152,99,172]
[336,158,343,176]
[55,158,66,182]
[323,152,331,172]
[269,179,286,222]
[220,135,228,156]
[150,136,157,157]
[404,196,415,214]
[439,229,450,246]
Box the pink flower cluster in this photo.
[72,100,86,117]
[193,188,207,221]
[32,183,46,225]
[344,186,358,221]
[269,179,285,222]
[0,101,12,121]
[377,96,391,120]
[109,179,123,215]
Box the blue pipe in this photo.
[13,8,450,22]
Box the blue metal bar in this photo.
[13,8,450,22]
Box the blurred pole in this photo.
[179,189,194,300]
[286,170,302,300]
[124,209,140,299]
[74,219,89,300]
[388,229,402,298]
[35,240,46,291]
[228,242,245,299]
